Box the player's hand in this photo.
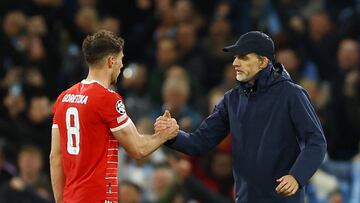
[154,110,179,140]
[154,110,175,132]
[275,175,299,196]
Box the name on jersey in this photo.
[62,94,88,104]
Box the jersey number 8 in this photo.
[66,107,80,155]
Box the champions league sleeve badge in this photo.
[115,100,126,114]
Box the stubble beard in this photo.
[236,73,249,82]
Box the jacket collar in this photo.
[238,64,273,93]
[237,62,289,96]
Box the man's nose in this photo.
[233,58,240,67]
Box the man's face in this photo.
[233,53,264,82]
[337,39,359,71]
[157,39,177,67]
[119,184,141,203]
[18,152,42,176]
[111,51,124,85]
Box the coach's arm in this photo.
[112,112,179,159]
[288,87,327,187]
[160,97,230,155]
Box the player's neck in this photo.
[86,68,111,88]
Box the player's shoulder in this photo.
[103,87,122,98]
[60,82,81,94]
[89,83,127,115]
[98,85,123,101]
[83,81,124,105]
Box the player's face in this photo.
[233,53,264,82]
[111,51,124,84]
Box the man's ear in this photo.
[260,57,269,69]
[107,55,114,69]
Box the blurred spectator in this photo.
[148,37,179,104]
[202,18,234,89]
[165,65,204,109]
[70,6,100,46]
[1,11,26,39]
[24,67,45,88]
[32,0,62,7]
[176,23,205,82]
[118,149,156,202]
[213,63,238,92]
[114,0,156,62]
[149,165,176,202]
[153,5,176,40]
[0,11,28,72]
[0,145,17,184]
[276,47,319,83]
[26,15,47,37]
[305,11,338,80]
[120,63,152,122]
[2,82,26,121]
[77,0,97,8]
[153,76,202,132]
[166,153,234,203]
[100,16,121,35]
[173,0,205,31]
[329,38,360,160]
[16,94,52,163]
[119,181,142,203]
[0,145,52,203]
[208,151,233,198]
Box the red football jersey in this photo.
[52,80,130,203]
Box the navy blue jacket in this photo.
[166,63,327,203]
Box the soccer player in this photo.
[50,30,178,203]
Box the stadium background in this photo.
[0,0,359,202]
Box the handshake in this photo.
[154,110,179,141]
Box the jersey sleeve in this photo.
[52,91,65,129]
[99,92,130,132]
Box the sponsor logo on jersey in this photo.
[108,183,112,194]
[115,100,126,114]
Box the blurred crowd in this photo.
[0,0,359,202]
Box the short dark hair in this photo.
[82,30,124,65]
[18,145,43,158]
[120,181,142,193]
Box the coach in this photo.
[156,31,327,203]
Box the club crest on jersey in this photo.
[115,100,126,114]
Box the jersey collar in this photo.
[81,79,107,88]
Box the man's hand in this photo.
[9,177,26,191]
[154,110,179,140]
[275,175,299,196]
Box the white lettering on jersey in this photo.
[62,94,89,104]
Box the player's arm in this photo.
[50,127,64,203]
[112,117,178,159]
